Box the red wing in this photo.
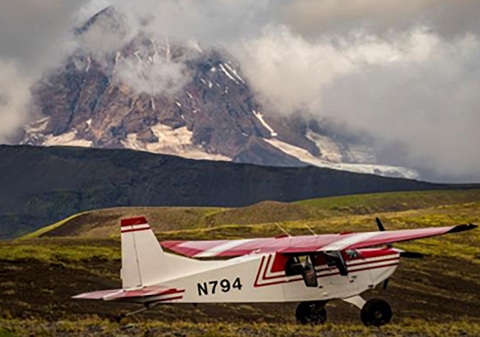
[315,224,476,252]
[161,235,341,257]
[161,224,476,257]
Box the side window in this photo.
[284,255,318,287]
[345,249,361,260]
[285,256,303,276]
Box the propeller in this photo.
[376,217,386,231]
[376,217,392,248]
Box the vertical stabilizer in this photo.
[121,217,168,289]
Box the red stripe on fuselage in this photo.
[254,256,266,287]
[254,254,399,288]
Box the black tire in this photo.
[295,301,327,325]
[360,298,392,327]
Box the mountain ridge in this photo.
[1,145,477,239]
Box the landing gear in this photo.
[295,301,328,325]
[112,303,153,323]
[360,298,392,327]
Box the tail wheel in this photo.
[295,301,327,325]
[360,298,392,327]
[111,313,130,325]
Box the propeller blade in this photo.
[400,251,424,259]
[376,217,386,231]
[383,278,389,290]
[376,217,393,248]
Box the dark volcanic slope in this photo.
[0,145,462,238]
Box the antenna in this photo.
[275,223,292,237]
[304,224,317,236]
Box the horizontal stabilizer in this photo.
[72,285,184,301]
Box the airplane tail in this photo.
[120,216,204,289]
[121,217,170,289]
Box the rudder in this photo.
[120,217,168,289]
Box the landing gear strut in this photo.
[113,302,155,323]
[360,298,392,327]
[295,301,328,325]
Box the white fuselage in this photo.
[130,250,400,305]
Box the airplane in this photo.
[73,216,477,326]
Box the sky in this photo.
[0,0,479,183]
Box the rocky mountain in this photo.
[0,145,462,239]
[18,7,418,179]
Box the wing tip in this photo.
[448,223,478,233]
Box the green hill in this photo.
[24,189,480,240]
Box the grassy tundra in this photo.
[1,190,479,336]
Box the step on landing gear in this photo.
[295,301,328,325]
[360,298,392,327]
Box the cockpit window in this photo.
[284,255,319,287]
[346,249,361,259]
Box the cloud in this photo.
[76,0,276,97]
[237,25,480,181]
[0,0,88,69]
[0,59,31,143]
[114,41,191,96]
[320,33,480,179]
[281,0,480,38]
[110,0,275,44]
[235,25,441,116]
[0,0,89,142]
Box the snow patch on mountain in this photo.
[344,144,378,164]
[24,117,50,135]
[265,138,419,179]
[223,63,245,84]
[253,110,277,137]
[306,130,378,164]
[121,124,231,161]
[306,130,343,163]
[219,63,240,85]
[43,130,93,147]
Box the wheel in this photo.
[360,298,392,327]
[295,301,327,325]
